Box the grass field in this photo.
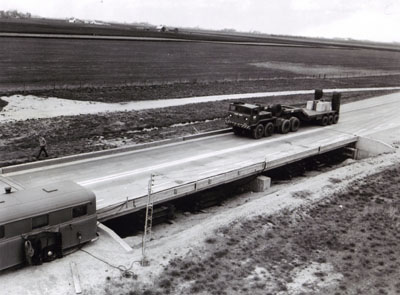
[1,36,400,95]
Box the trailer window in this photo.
[0,225,4,239]
[32,214,49,229]
[73,204,87,218]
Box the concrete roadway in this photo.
[1,92,400,218]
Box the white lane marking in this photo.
[78,128,335,186]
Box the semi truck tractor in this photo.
[225,90,341,139]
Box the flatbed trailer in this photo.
[225,90,341,139]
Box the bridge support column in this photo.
[251,175,271,193]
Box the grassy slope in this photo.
[138,165,400,295]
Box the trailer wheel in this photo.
[264,122,274,137]
[280,120,291,134]
[321,116,328,126]
[333,114,339,124]
[328,115,334,125]
[289,117,300,132]
[252,124,264,139]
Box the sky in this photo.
[1,0,400,43]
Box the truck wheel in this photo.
[289,117,300,132]
[328,115,334,125]
[333,114,339,124]
[321,116,328,126]
[264,122,274,137]
[252,124,264,139]
[280,120,290,134]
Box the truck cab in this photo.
[226,102,273,131]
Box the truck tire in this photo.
[264,122,274,137]
[289,117,300,132]
[320,116,328,126]
[333,114,339,124]
[328,115,334,125]
[252,124,264,139]
[280,120,290,134]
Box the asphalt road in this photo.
[1,92,400,214]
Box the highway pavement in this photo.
[1,92,400,219]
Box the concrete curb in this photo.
[0,128,232,174]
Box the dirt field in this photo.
[1,36,400,93]
[0,90,395,167]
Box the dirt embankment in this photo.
[125,165,400,295]
[0,91,394,167]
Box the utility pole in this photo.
[141,173,155,266]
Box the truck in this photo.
[225,89,341,139]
